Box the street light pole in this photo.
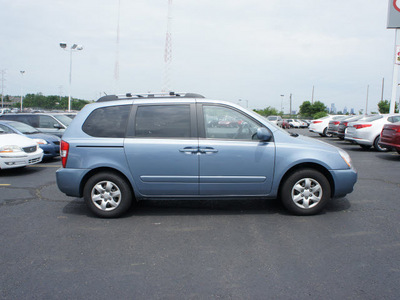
[280,94,284,114]
[20,71,25,111]
[60,43,83,112]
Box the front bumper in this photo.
[330,168,358,198]
[0,151,43,169]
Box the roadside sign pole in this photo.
[390,29,400,114]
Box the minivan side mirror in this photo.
[54,123,63,129]
[256,127,272,142]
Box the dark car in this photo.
[337,115,366,140]
[0,120,60,158]
[380,122,400,154]
[0,113,73,137]
[327,116,350,137]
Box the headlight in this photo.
[338,149,353,168]
[33,138,48,145]
[0,145,23,153]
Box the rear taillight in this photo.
[354,124,372,129]
[60,140,69,168]
[333,121,340,125]
[313,121,322,124]
[343,122,348,126]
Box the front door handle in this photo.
[199,147,218,154]
[179,147,198,153]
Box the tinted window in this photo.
[0,115,39,127]
[82,105,131,138]
[135,105,191,138]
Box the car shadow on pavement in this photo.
[62,197,351,218]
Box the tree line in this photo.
[1,93,91,111]
[255,99,398,119]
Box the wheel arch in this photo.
[79,167,135,200]
[277,162,334,199]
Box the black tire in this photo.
[322,127,333,138]
[373,136,390,152]
[83,172,133,218]
[280,169,331,216]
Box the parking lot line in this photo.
[0,184,11,186]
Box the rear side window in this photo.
[82,105,131,137]
[135,105,191,138]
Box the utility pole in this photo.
[289,93,292,117]
[365,85,369,115]
[1,70,6,108]
[381,77,384,102]
[114,0,121,94]
[163,0,173,92]
[311,85,314,104]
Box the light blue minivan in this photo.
[56,92,357,217]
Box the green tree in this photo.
[253,106,279,116]
[299,101,327,118]
[378,100,399,113]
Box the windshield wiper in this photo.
[289,132,299,137]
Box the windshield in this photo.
[267,116,277,120]
[8,121,40,134]
[53,114,73,126]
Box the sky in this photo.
[0,0,398,113]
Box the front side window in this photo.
[135,105,191,138]
[39,116,58,128]
[203,105,259,140]
[82,105,131,138]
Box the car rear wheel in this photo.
[281,169,331,215]
[83,172,132,218]
[374,136,389,152]
[322,127,332,137]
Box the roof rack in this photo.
[97,92,205,102]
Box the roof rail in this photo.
[96,92,205,102]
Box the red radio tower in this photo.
[163,0,173,92]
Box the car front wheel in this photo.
[83,172,133,218]
[281,169,331,215]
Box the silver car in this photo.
[345,114,400,151]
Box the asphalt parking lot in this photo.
[1,128,400,299]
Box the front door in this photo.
[199,105,275,196]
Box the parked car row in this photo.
[310,114,400,153]
[266,116,310,129]
[0,112,75,169]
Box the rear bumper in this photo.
[56,168,90,197]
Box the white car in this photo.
[345,114,400,151]
[266,115,283,127]
[286,119,301,128]
[0,132,43,169]
[309,115,342,137]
